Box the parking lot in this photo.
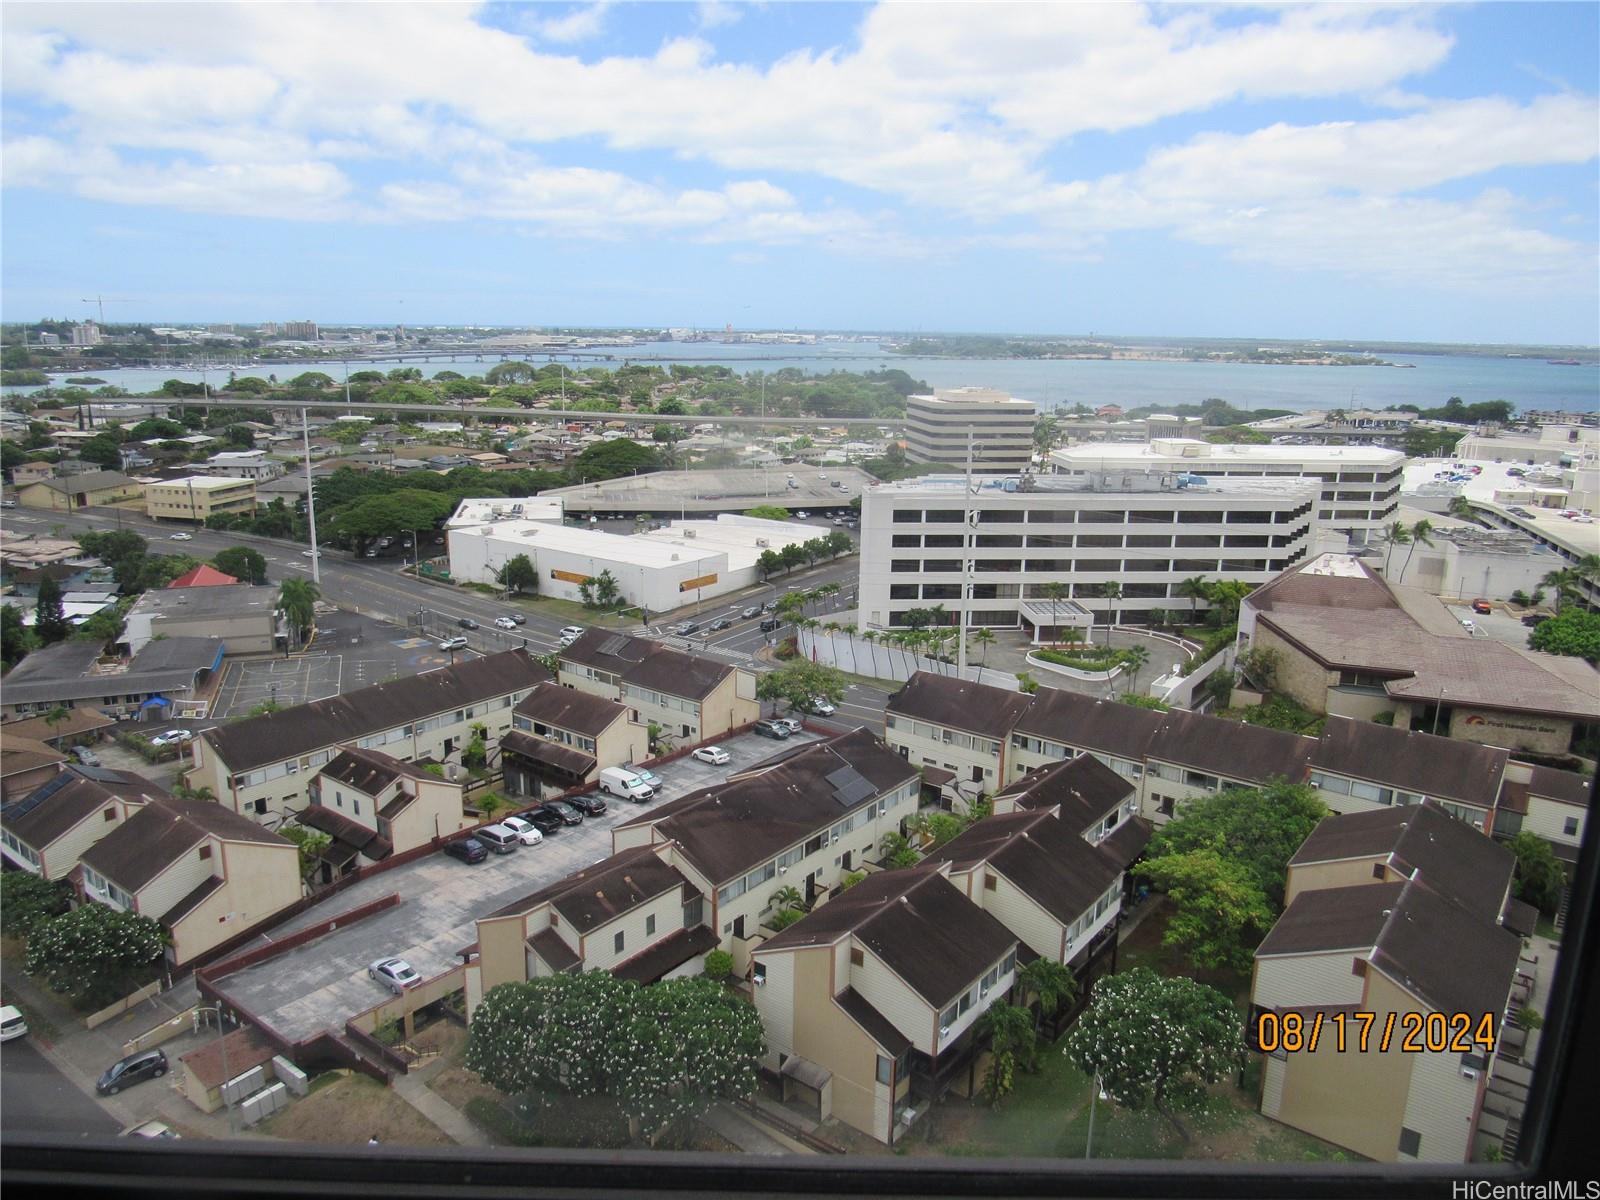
[210,727,825,1042]
[1444,601,1543,653]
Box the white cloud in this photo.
[534,3,611,45]
[696,2,743,31]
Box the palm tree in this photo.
[1175,575,1211,626]
[277,578,320,648]
[1448,495,1478,523]
[1542,568,1582,614]
[1039,582,1068,646]
[42,706,72,737]
[1017,958,1077,1034]
[1100,581,1122,645]
[1121,644,1151,695]
[770,884,804,916]
[1382,520,1411,578]
[969,627,996,671]
[1398,519,1434,583]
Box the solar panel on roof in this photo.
[1,771,73,823]
[825,765,875,807]
[71,765,125,784]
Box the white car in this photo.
[693,746,732,766]
[559,626,585,640]
[795,511,809,519]
[437,636,469,652]
[499,815,544,846]
[1459,618,1476,633]
[368,957,421,994]
[168,532,193,541]
[807,697,837,716]
[493,616,517,630]
[150,729,195,747]
[300,549,315,558]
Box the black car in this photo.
[759,617,782,632]
[458,617,480,630]
[507,613,526,625]
[96,1049,168,1096]
[753,718,791,740]
[523,807,564,835]
[1522,613,1551,628]
[565,792,608,816]
[536,800,584,826]
[443,836,488,864]
[674,621,701,636]
[708,617,733,631]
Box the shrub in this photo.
[841,871,866,890]
[1034,647,1132,672]
[703,949,734,980]
[767,909,804,932]
[1181,625,1238,676]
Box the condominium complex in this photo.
[858,470,1319,632]
[904,387,1036,473]
[1051,440,1404,549]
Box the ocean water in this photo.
[5,340,1596,416]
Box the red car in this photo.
[1471,599,1492,615]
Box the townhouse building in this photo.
[883,673,1035,802]
[1253,802,1525,1163]
[610,728,921,975]
[298,746,472,879]
[1492,762,1589,870]
[751,868,1019,1145]
[989,752,1151,875]
[78,795,301,967]
[1,736,68,804]
[1,767,170,880]
[190,650,551,827]
[857,468,1319,634]
[15,470,143,512]
[558,629,758,745]
[500,682,649,799]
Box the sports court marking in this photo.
[214,655,344,718]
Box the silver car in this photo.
[368,957,421,994]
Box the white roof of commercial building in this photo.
[911,387,1035,410]
[637,515,812,571]
[447,496,565,527]
[466,520,723,569]
[148,475,254,490]
[875,471,1318,500]
[1052,440,1403,467]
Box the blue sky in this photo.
[2,2,1596,344]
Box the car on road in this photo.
[150,729,195,747]
[759,617,782,633]
[806,697,837,715]
[493,616,518,630]
[437,636,469,652]
[674,621,701,636]
[708,617,733,631]
[0,498,16,509]
[693,745,732,765]
[301,549,316,557]
[523,807,565,835]
[168,532,194,541]
[96,1049,168,1096]
[559,626,586,640]
[122,1121,179,1139]
[368,957,422,994]
[442,836,489,864]
[752,719,791,740]
[1471,599,1493,614]
[0,1004,28,1042]
[565,792,608,817]
[457,617,480,630]
[774,716,803,735]
[1522,613,1551,628]
[795,510,809,519]
[506,613,527,625]
[536,799,584,827]
[499,815,544,845]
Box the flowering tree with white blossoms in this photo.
[465,972,628,1101]
[24,902,166,1006]
[1064,967,1244,1143]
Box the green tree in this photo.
[33,574,69,643]
[744,505,791,521]
[212,546,269,585]
[1064,967,1245,1143]
[1141,850,1275,972]
[278,824,333,886]
[1398,518,1435,583]
[1120,644,1151,695]
[1507,831,1566,915]
[925,812,964,848]
[2,600,34,668]
[1017,958,1077,1033]
[754,659,846,715]
[1527,609,1600,663]
[497,553,539,596]
[568,438,660,482]
[325,490,455,552]
[878,831,921,869]
[277,577,320,646]
[466,973,627,1101]
[25,903,167,1007]
[76,433,124,469]
[0,872,74,937]
[1381,520,1411,578]
[72,603,128,647]
[976,1001,1038,1104]
[1100,580,1122,644]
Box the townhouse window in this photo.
[104,807,117,822]
[646,914,656,937]
[876,1055,894,1086]
[958,991,973,1016]
[1158,796,1175,817]
[1398,1128,1422,1158]
[353,800,361,816]
[1565,817,1580,837]
[614,931,625,954]
[1183,771,1219,790]
[683,896,703,926]
[1003,949,1016,975]
[940,1004,957,1031]
[984,875,998,891]
[198,845,211,861]
[254,798,268,815]
[851,947,864,967]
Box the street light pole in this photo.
[1085,1072,1106,1159]
[301,408,321,585]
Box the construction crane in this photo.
[80,295,126,325]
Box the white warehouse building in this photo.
[858,470,1321,634]
[448,514,813,617]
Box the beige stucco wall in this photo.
[1284,857,1387,906]
[385,777,469,854]
[783,944,897,1143]
[473,911,535,1006]
[1254,624,1338,715]
[164,839,300,965]
[593,716,650,777]
[1448,706,1573,756]
[38,800,141,881]
[580,887,685,973]
[17,479,143,511]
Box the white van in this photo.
[0,1005,28,1042]
[475,824,520,854]
[598,767,654,803]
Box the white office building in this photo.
[858,470,1320,633]
[204,451,283,482]
[1051,440,1403,550]
[905,388,1037,473]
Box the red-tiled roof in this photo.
[167,564,239,588]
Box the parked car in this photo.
[150,729,194,748]
[442,836,489,863]
[599,766,654,802]
[499,815,544,845]
[522,807,564,834]
[96,1049,168,1096]
[122,1121,179,1139]
[168,532,193,541]
[708,617,733,631]
[301,549,316,558]
[1459,618,1476,633]
[741,606,760,620]
[0,498,17,509]
[493,616,517,630]
[1471,599,1492,614]
[437,636,468,652]
[73,746,101,767]
[475,824,520,854]
[565,792,608,817]
[806,697,837,716]
[1522,613,1551,628]
[795,511,809,519]
[559,626,585,640]
[457,617,480,630]
[628,766,664,793]
[753,719,791,740]
[693,745,732,765]
[368,957,422,994]
[0,1004,28,1043]
[774,716,803,735]
[537,800,585,826]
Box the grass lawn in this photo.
[259,1071,455,1147]
[505,594,637,628]
[1116,898,1253,1005]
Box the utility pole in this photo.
[302,408,321,584]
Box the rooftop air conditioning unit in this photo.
[939,1026,950,1038]
[684,529,696,538]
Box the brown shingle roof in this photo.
[835,987,912,1056]
[620,728,917,885]
[759,869,1016,1009]
[925,810,1123,928]
[612,924,718,984]
[1,767,168,851]
[886,673,1033,741]
[561,630,732,701]
[1148,708,1315,784]
[1368,877,1521,1023]
[528,927,581,974]
[79,796,292,892]
[1098,816,1153,871]
[179,1027,277,1089]
[295,803,391,859]
[1311,717,1506,810]
[1010,687,1166,762]
[1256,881,1402,958]
[0,736,67,779]
[486,844,685,934]
[1525,765,1592,808]
[319,746,435,796]
[996,754,1133,833]
[499,731,596,778]
[513,682,629,736]
[2,708,116,744]
[202,650,550,772]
